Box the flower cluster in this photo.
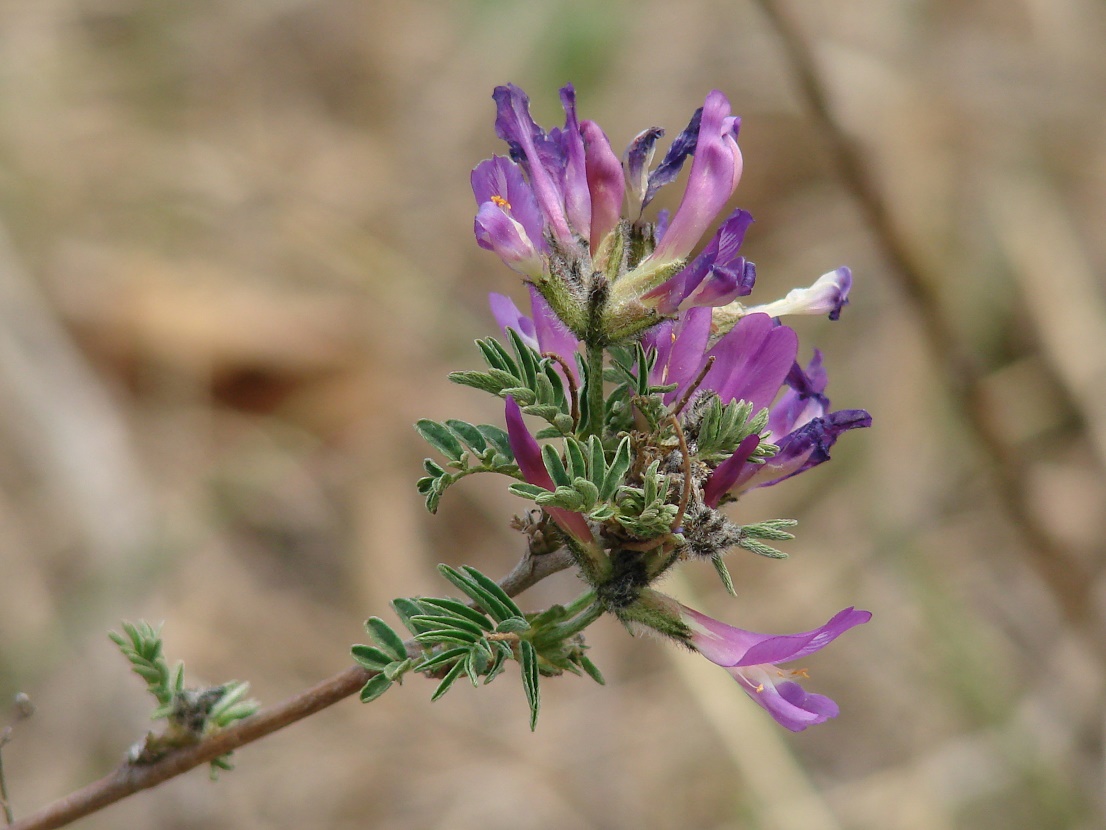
[417,83,871,731]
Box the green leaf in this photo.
[601,437,632,500]
[495,616,531,634]
[477,424,513,459]
[542,444,571,488]
[422,458,446,477]
[384,659,412,681]
[415,630,481,647]
[208,681,251,721]
[738,538,789,559]
[437,565,514,623]
[133,666,164,684]
[414,419,465,463]
[415,646,469,673]
[359,673,393,703]
[572,477,600,508]
[484,643,509,684]
[506,328,538,389]
[445,419,487,454]
[351,644,395,671]
[464,650,484,686]
[391,598,429,633]
[578,654,606,685]
[565,438,587,480]
[711,554,737,597]
[508,482,548,500]
[461,566,524,620]
[430,659,468,702]
[214,701,260,724]
[365,617,408,662]
[449,370,504,395]
[586,435,605,482]
[417,598,494,631]
[741,518,798,541]
[410,614,488,639]
[477,336,513,372]
[520,640,541,731]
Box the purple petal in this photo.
[504,397,593,542]
[681,257,756,309]
[745,267,853,321]
[554,85,592,240]
[471,156,546,250]
[651,92,743,263]
[492,84,574,247]
[528,285,580,382]
[681,604,767,665]
[702,433,761,508]
[581,119,625,250]
[640,318,674,382]
[659,307,713,395]
[642,208,755,314]
[684,604,872,669]
[505,396,551,488]
[766,351,830,438]
[643,106,702,208]
[743,408,873,490]
[474,202,544,276]
[732,672,840,732]
[489,292,538,349]
[737,607,873,666]
[703,314,798,413]
[624,126,664,214]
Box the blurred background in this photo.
[1,1,1104,828]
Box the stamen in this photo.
[491,195,511,209]
[755,683,765,693]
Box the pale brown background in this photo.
[1,1,1104,828]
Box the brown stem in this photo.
[542,352,580,430]
[8,666,370,830]
[670,355,715,417]
[754,0,1103,647]
[9,553,575,830]
[667,414,693,534]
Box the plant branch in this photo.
[9,552,575,830]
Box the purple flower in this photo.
[638,301,869,501]
[504,396,593,543]
[472,156,547,277]
[725,409,873,494]
[715,267,854,332]
[580,118,625,252]
[642,209,757,315]
[766,351,830,440]
[641,306,713,393]
[649,91,743,265]
[645,311,798,411]
[492,84,583,249]
[476,84,754,330]
[681,604,872,731]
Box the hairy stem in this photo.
[584,341,605,440]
